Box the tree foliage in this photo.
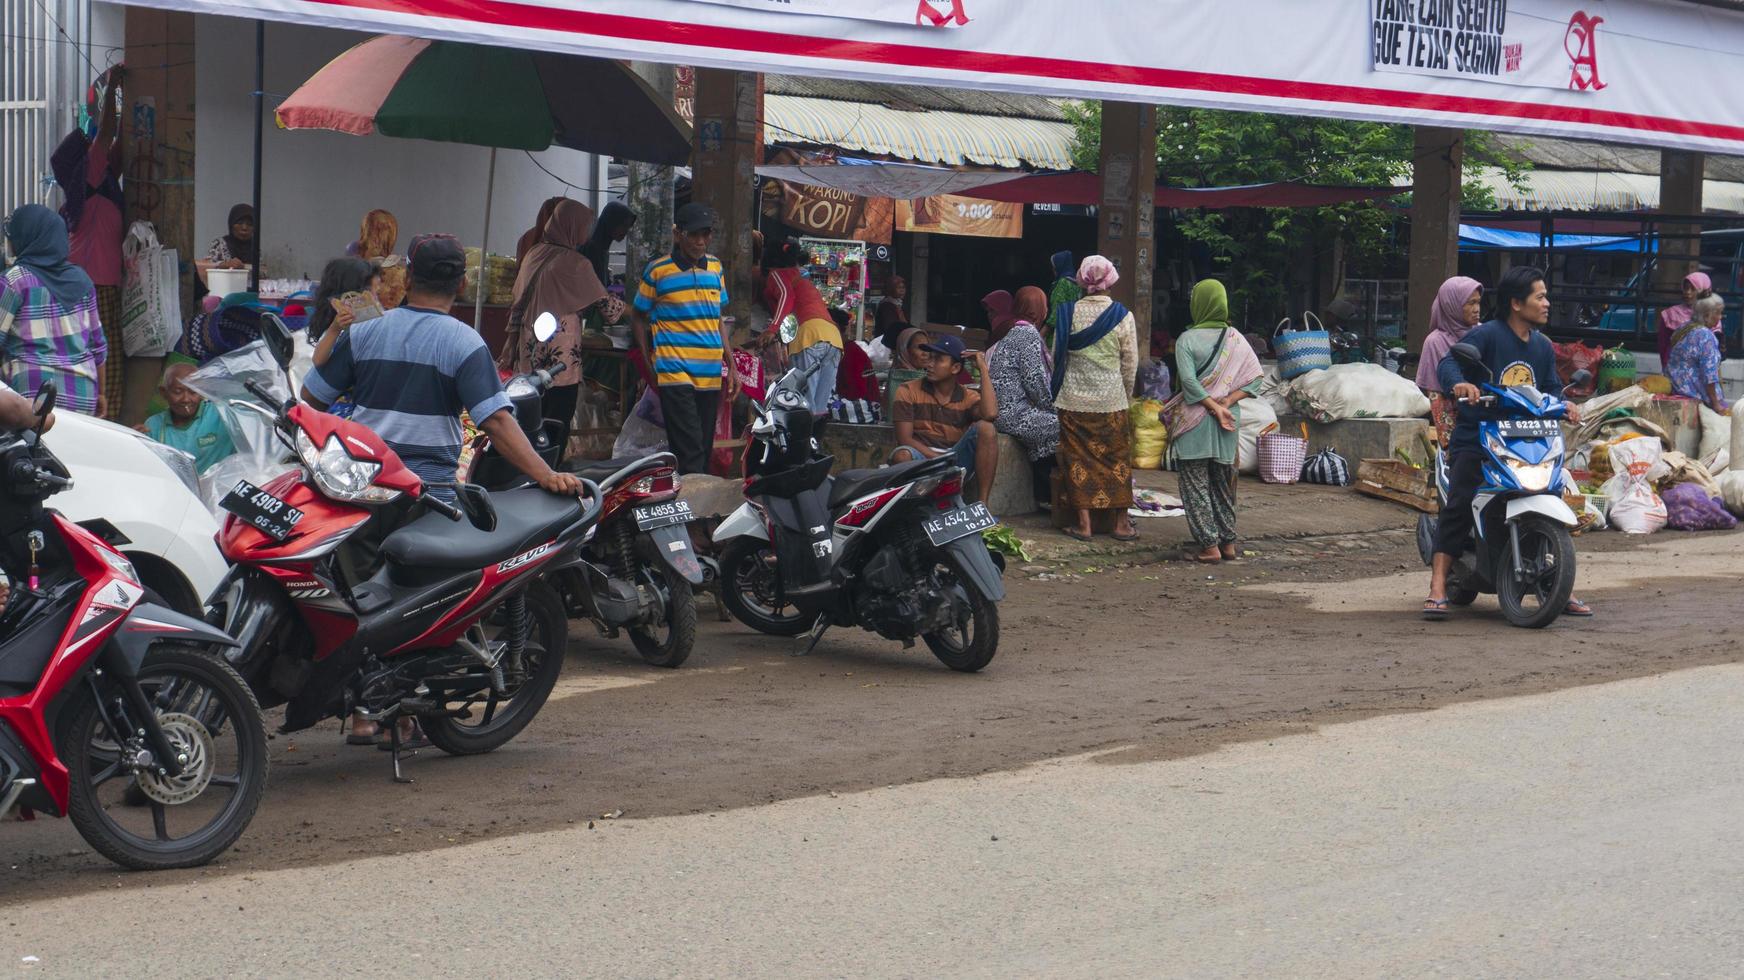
[1066,102,1529,328]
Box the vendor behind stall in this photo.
[759,241,843,416]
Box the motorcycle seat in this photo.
[564,455,650,486]
[829,455,957,510]
[381,487,583,571]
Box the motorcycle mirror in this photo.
[1449,342,1493,381]
[31,381,57,429]
[1571,369,1593,387]
[259,312,296,371]
[456,483,498,533]
[777,314,800,345]
[532,312,560,344]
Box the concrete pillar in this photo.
[690,67,762,341]
[909,233,931,325]
[1406,127,1464,354]
[122,7,196,425]
[1096,102,1158,358]
[626,63,676,291]
[1654,150,1705,311]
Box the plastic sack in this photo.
[613,409,669,459]
[1698,404,1731,473]
[570,389,617,461]
[1285,363,1430,422]
[119,221,184,356]
[1661,483,1738,531]
[1601,436,1668,534]
[1236,397,1278,476]
[1597,345,1637,393]
[1130,398,1168,469]
[708,393,739,477]
[1135,360,1173,402]
[1553,340,1603,401]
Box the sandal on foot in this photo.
[345,732,377,746]
[377,725,431,751]
[1112,529,1140,542]
[1421,598,1450,620]
[1564,598,1594,617]
[1062,528,1093,542]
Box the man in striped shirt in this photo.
[630,203,737,475]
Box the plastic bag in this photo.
[1135,360,1173,402]
[1698,404,1731,473]
[708,393,739,477]
[1130,398,1167,469]
[613,408,669,459]
[1601,437,1668,534]
[1553,340,1604,401]
[1661,483,1737,531]
[120,221,184,356]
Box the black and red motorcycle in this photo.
[0,383,268,869]
[207,317,603,779]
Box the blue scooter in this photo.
[1416,343,1583,629]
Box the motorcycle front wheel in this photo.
[718,538,811,637]
[62,644,269,871]
[1495,515,1576,629]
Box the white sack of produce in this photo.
[1698,403,1731,473]
[1719,401,1744,515]
[1579,384,1654,420]
[1600,437,1668,534]
[1236,397,1278,476]
[1285,363,1429,422]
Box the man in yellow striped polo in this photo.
[629,202,738,474]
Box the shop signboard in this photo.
[897,195,1023,240]
[132,0,1744,155]
[761,178,894,244]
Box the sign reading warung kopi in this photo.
[1370,0,1606,92]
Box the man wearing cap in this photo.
[629,203,737,475]
[301,233,581,500]
[890,333,999,504]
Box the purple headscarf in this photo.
[1416,276,1483,392]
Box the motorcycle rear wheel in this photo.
[922,564,1000,673]
[1495,515,1576,629]
[62,645,269,871]
[422,583,567,756]
[629,561,697,669]
[718,538,811,637]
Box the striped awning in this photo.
[1473,167,1744,214]
[763,94,1075,171]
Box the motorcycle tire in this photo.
[923,566,1000,673]
[1446,586,1480,607]
[1495,515,1577,629]
[62,644,269,871]
[718,538,811,637]
[423,582,567,756]
[629,560,697,669]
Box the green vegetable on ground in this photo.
[982,525,1032,563]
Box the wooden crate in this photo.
[1354,458,1438,513]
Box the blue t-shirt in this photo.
[1436,319,1563,454]
[145,400,236,473]
[304,306,511,496]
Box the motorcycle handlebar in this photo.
[422,494,464,522]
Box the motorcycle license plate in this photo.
[1496,419,1557,439]
[220,479,306,542]
[633,499,694,531]
[922,502,997,546]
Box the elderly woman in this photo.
[1,205,107,415]
[1657,271,1716,367]
[1415,276,1484,445]
[1167,280,1266,563]
[987,286,1059,508]
[1051,255,1138,541]
[1668,294,1730,412]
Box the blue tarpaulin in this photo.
[1458,225,1648,253]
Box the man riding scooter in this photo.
[1423,266,1592,621]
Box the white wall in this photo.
[192,13,606,280]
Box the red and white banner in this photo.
[112,0,1744,155]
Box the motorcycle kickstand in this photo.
[794,615,830,657]
[388,718,415,785]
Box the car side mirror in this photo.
[260,312,296,371]
[532,312,559,344]
[456,483,497,533]
[1449,342,1493,382]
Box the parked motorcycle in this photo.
[207,314,603,779]
[467,313,702,669]
[1416,343,1582,628]
[0,383,268,869]
[714,362,1005,671]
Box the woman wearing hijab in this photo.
[987,286,1059,508]
[351,209,407,309]
[0,205,107,415]
[198,203,257,290]
[1052,255,1139,542]
[1045,250,1082,332]
[502,199,624,432]
[894,325,932,370]
[516,197,566,266]
[1163,280,1265,563]
[581,201,638,285]
[1415,276,1483,445]
[1657,271,1716,366]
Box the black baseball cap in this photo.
[920,334,968,361]
[675,202,718,234]
[408,233,467,280]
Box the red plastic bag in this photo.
[708,392,739,477]
[1554,341,1603,400]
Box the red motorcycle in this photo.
[207,317,602,779]
[1,384,268,869]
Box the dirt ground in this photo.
[3,517,1739,901]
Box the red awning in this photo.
[965,173,1406,209]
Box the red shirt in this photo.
[67,135,123,287]
[762,268,832,328]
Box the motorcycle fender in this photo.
[712,502,770,546]
[1506,495,1579,528]
[106,603,239,676]
[646,525,705,584]
[940,536,1006,603]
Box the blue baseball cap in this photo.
[920,333,967,361]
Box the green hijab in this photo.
[1188,279,1229,330]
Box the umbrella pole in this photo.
[475,146,497,330]
[251,19,264,293]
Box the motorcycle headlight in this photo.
[136,436,201,497]
[296,430,400,503]
[97,543,137,584]
[1503,456,1556,492]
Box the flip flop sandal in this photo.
[345,733,378,746]
[1062,528,1094,542]
[377,725,432,751]
[1112,529,1140,542]
[1564,599,1594,617]
[1421,598,1450,620]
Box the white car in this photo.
[47,411,229,616]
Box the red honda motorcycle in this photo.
[207,317,602,779]
[1,384,268,869]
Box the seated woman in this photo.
[1667,294,1730,412]
[986,286,1059,508]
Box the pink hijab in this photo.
[1416,276,1483,391]
[1077,255,1119,294]
[1658,271,1716,364]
